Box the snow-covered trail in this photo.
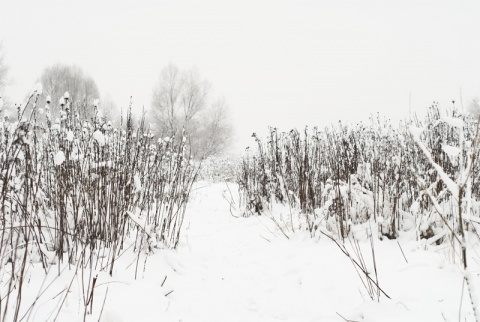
[164,183,362,322]
[99,182,474,322]
[101,182,362,321]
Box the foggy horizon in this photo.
[1,0,479,152]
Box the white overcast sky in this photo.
[1,0,479,151]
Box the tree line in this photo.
[0,44,232,159]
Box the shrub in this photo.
[0,88,198,321]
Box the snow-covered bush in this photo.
[238,104,480,311]
[0,90,198,321]
[238,105,480,243]
[410,106,480,320]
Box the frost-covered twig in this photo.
[319,228,391,300]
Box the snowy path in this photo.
[165,183,361,322]
[99,182,475,322]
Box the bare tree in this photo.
[150,64,232,158]
[36,64,100,121]
[0,41,15,119]
[0,41,8,94]
[151,64,184,135]
[468,97,480,118]
[98,93,122,127]
[194,98,233,157]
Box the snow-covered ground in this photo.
[19,182,478,322]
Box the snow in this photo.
[54,150,65,165]
[11,182,478,322]
[66,130,74,142]
[441,143,461,159]
[134,174,142,193]
[409,125,424,139]
[93,130,106,146]
[441,116,464,129]
[465,267,480,320]
[16,149,25,160]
